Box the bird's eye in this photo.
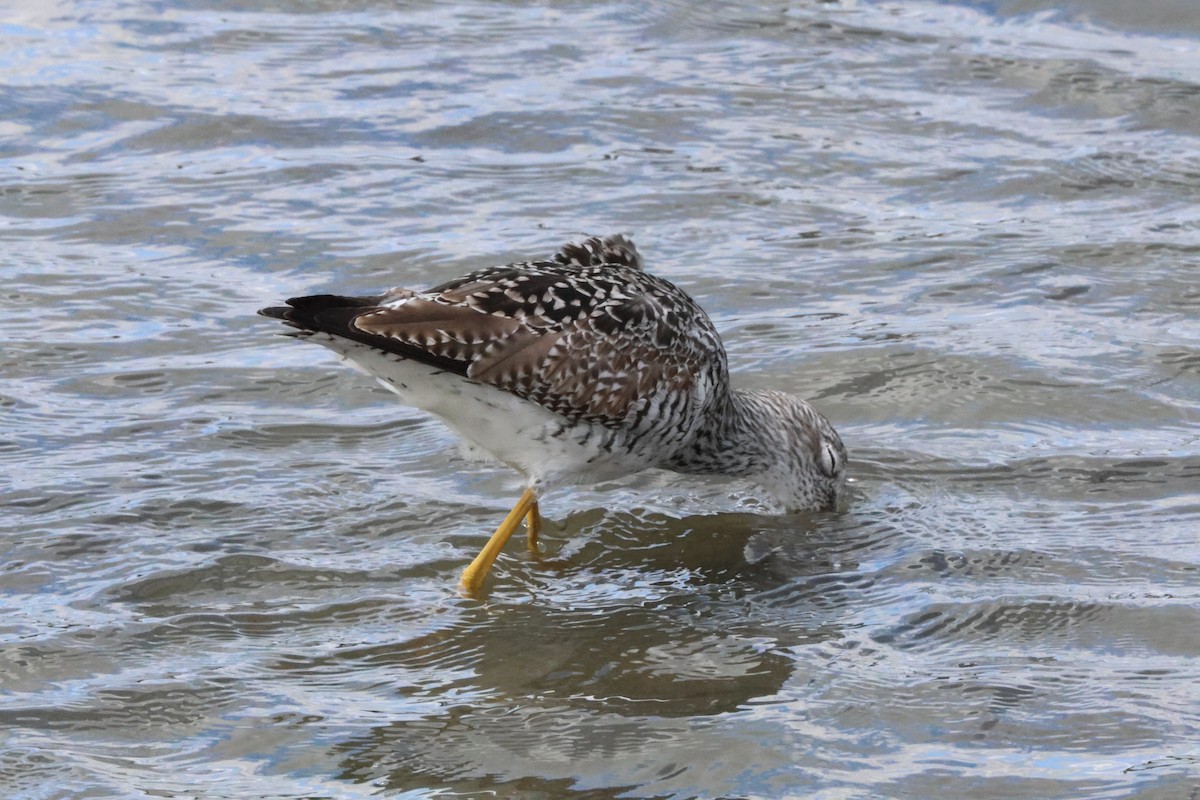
[818,443,839,477]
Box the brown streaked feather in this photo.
[260,235,722,430]
[528,312,697,423]
[261,294,475,376]
[355,298,524,346]
[554,234,643,271]
[469,328,561,387]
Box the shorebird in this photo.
[259,235,847,593]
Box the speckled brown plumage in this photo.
[260,234,847,514]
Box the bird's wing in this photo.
[349,264,717,427]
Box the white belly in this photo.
[301,333,651,487]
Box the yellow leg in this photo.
[526,500,542,553]
[459,488,537,595]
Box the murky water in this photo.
[3,1,1199,798]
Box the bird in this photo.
[259,235,847,593]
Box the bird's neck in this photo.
[666,389,776,478]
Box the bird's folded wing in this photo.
[352,279,702,428]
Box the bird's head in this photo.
[749,391,848,513]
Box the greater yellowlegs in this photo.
[259,235,847,592]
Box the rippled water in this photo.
[3,1,1199,798]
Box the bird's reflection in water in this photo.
[326,505,893,795]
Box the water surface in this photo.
[2,1,1198,798]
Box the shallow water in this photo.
[2,1,1199,798]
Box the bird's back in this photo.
[259,236,731,485]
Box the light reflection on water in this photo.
[2,1,1199,798]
